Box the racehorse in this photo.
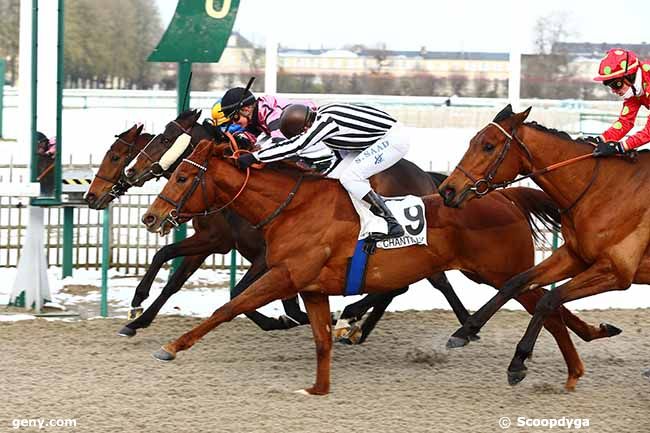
[85,124,152,210]
[85,115,312,334]
[119,110,479,342]
[438,104,644,387]
[140,135,618,394]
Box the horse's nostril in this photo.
[126,168,135,178]
[441,187,455,203]
[85,193,96,203]
[142,214,156,227]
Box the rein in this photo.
[457,122,601,213]
[157,131,304,231]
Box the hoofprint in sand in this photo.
[2,265,650,321]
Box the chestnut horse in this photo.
[85,115,312,334]
[439,104,642,387]
[141,136,616,394]
[119,110,479,342]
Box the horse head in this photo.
[123,109,203,187]
[439,104,532,208]
[142,139,234,236]
[85,123,152,209]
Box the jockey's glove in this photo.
[583,135,605,145]
[237,152,259,169]
[593,140,626,157]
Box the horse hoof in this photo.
[468,334,481,342]
[600,322,622,337]
[507,369,528,386]
[152,346,176,362]
[279,314,301,329]
[127,307,144,321]
[446,336,469,349]
[642,369,650,379]
[117,326,136,337]
[337,337,353,345]
[294,389,310,395]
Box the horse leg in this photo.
[508,261,622,388]
[119,254,208,336]
[280,297,309,327]
[230,255,307,331]
[556,299,622,342]
[297,291,332,395]
[152,265,296,360]
[130,232,217,311]
[335,288,407,343]
[447,246,585,348]
[356,290,403,344]
[428,272,470,325]
[514,288,585,391]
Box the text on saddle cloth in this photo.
[349,193,428,249]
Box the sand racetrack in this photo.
[2,309,649,432]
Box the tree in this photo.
[0,0,19,85]
[522,12,578,99]
[449,74,468,96]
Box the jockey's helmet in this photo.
[594,49,639,83]
[211,102,229,126]
[280,104,317,138]
[220,87,256,118]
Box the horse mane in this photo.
[523,121,592,145]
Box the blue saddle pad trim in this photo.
[344,239,370,296]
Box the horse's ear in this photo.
[493,104,514,123]
[511,106,532,127]
[135,123,144,135]
[192,109,202,122]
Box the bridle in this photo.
[127,120,195,185]
[456,121,601,214]
[155,133,304,231]
[93,135,139,201]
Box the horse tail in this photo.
[427,171,448,188]
[498,187,561,247]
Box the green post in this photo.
[171,61,191,273]
[101,207,111,317]
[229,250,237,291]
[0,59,5,138]
[62,207,73,277]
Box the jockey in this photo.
[214,87,316,148]
[591,48,650,157]
[236,103,410,241]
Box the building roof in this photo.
[553,42,650,59]
[278,47,508,61]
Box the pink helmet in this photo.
[593,49,640,82]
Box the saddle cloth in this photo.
[348,193,428,249]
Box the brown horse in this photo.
[85,115,313,334]
[118,110,479,342]
[438,104,642,387]
[85,124,152,210]
[140,136,616,394]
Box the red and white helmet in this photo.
[593,49,640,82]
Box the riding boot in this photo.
[362,190,404,240]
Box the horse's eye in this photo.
[483,143,495,152]
[177,175,187,183]
[162,137,169,144]
[110,154,120,162]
